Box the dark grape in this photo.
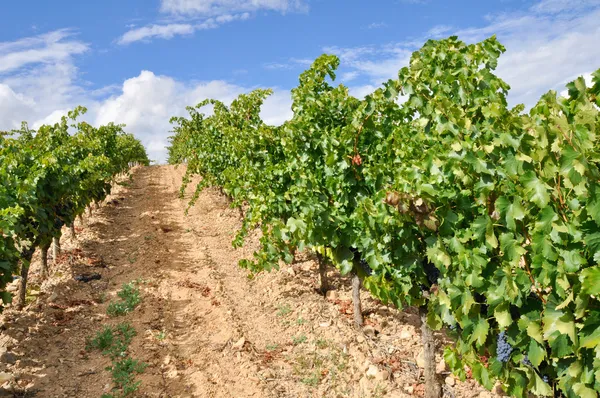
[522,355,532,366]
[359,258,372,276]
[349,247,372,276]
[496,331,512,363]
[423,261,440,285]
[542,375,549,383]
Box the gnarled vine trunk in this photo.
[316,253,328,295]
[420,306,441,398]
[40,244,50,280]
[52,237,60,263]
[70,223,76,240]
[352,273,363,328]
[16,248,35,310]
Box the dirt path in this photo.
[0,166,498,398]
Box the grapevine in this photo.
[0,108,149,308]
[167,36,600,397]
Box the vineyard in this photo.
[0,34,598,398]
[166,36,600,397]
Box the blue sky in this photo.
[1,0,599,161]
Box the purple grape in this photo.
[496,331,512,363]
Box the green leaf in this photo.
[470,317,489,347]
[494,302,512,328]
[543,307,576,343]
[580,266,600,295]
[527,339,545,367]
[580,325,600,348]
[572,383,598,398]
[529,371,553,397]
[549,333,573,357]
[333,246,354,275]
[521,172,550,208]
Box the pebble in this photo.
[325,290,338,300]
[445,376,455,386]
[376,369,390,381]
[366,365,379,378]
[232,337,246,350]
[363,325,376,336]
[415,349,425,368]
[0,352,17,365]
[436,359,447,374]
[399,328,412,340]
[0,372,14,383]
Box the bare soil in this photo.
[0,165,501,398]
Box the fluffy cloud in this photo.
[0,30,88,129]
[92,71,292,162]
[0,84,35,130]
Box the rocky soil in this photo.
[0,165,504,398]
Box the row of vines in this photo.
[167,36,600,397]
[0,107,149,310]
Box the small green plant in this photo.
[88,322,146,398]
[156,330,167,341]
[86,323,136,359]
[292,335,307,345]
[276,303,292,317]
[107,282,141,317]
[315,339,329,349]
[301,371,320,387]
[296,317,306,325]
[266,343,279,351]
[127,252,137,264]
[108,357,147,396]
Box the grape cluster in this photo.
[522,355,532,366]
[496,331,513,363]
[423,261,440,285]
[349,247,372,276]
[542,375,549,383]
[358,258,372,276]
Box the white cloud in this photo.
[0,84,36,130]
[323,0,600,108]
[117,13,251,45]
[118,0,307,45]
[453,0,600,106]
[263,58,312,70]
[427,24,453,37]
[118,24,195,45]
[92,71,292,162]
[32,109,69,129]
[0,29,87,74]
[366,22,387,30]
[160,0,308,16]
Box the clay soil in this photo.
[0,165,502,398]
